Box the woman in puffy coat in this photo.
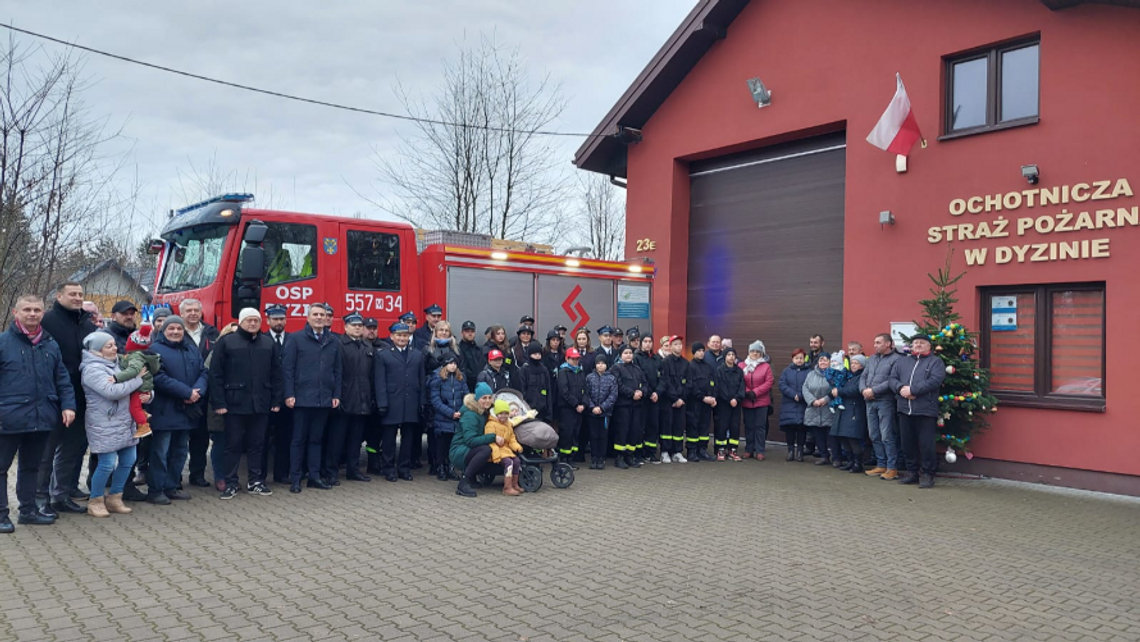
[778,349,812,462]
[147,316,208,504]
[831,354,869,474]
[430,354,467,481]
[424,320,460,377]
[80,332,146,518]
[584,355,617,470]
[449,382,502,498]
[801,353,837,466]
[739,341,774,460]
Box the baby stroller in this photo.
[475,389,575,492]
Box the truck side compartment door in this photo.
[339,223,406,326]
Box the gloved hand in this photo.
[745,391,757,401]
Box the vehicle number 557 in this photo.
[344,293,403,313]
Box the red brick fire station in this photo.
[575,0,1140,494]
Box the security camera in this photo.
[747,77,771,108]
[1021,164,1039,185]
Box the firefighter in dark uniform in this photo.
[659,336,690,463]
[413,304,443,351]
[686,342,717,462]
[372,322,427,482]
[611,345,647,469]
[556,348,587,469]
[362,317,385,474]
[634,334,663,463]
[457,320,485,393]
[323,313,374,484]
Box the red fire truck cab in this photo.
[149,194,654,336]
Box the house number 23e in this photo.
[635,238,657,252]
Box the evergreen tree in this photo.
[906,252,998,460]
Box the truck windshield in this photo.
[157,224,231,293]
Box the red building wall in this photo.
[625,0,1140,477]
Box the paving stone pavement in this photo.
[2,448,1139,642]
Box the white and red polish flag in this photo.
[866,73,925,156]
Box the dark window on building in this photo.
[945,39,1039,136]
[981,283,1104,411]
[347,230,400,291]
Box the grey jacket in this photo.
[888,352,946,417]
[801,368,834,428]
[859,350,905,400]
[80,351,143,454]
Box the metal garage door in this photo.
[447,267,535,337]
[687,132,846,388]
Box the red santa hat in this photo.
[125,325,153,352]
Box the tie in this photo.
[275,334,282,345]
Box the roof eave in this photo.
[574,0,750,178]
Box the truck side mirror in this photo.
[146,238,165,255]
[232,220,268,319]
[244,220,268,244]
[241,246,266,282]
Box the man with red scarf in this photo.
[0,295,77,533]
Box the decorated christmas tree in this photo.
[907,252,999,462]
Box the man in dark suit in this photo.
[373,322,426,482]
[36,282,96,515]
[262,305,293,483]
[282,303,342,494]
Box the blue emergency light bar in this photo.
[174,193,255,216]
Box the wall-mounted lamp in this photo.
[1021,164,1039,185]
[746,77,772,108]
[879,210,895,229]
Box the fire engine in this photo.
[148,194,654,335]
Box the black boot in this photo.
[786,447,795,462]
[628,455,643,468]
[456,477,477,497]
[0,515,12,534]
[813,456,831,466]
[898,471,919,485]
[918,472,935,489]
[615,456,629,469]
[561,454,579,471]
[436,465,449,481]
[597,458,605,470]
[848,460,864,474]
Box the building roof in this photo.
[68,259,156,295]
[573,0,1140,178]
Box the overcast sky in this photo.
[6,1,695,239]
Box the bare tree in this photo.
[363,34,567,242]
[0,37,130,322]
[575,172,626,261]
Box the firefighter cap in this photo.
[424,304,443,316]
[389,322,412,334]
[399,311,416,322]
[265,304,287,318]
[343,312,364,325]
[461,320,477,331]
[363,317,379,329]
[596,325,614,336]
[517,324,534,336]
[519,314,535,325]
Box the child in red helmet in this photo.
[114,325,161,438]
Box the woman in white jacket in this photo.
[80,332,147,518]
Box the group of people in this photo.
[0,284,950,531]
